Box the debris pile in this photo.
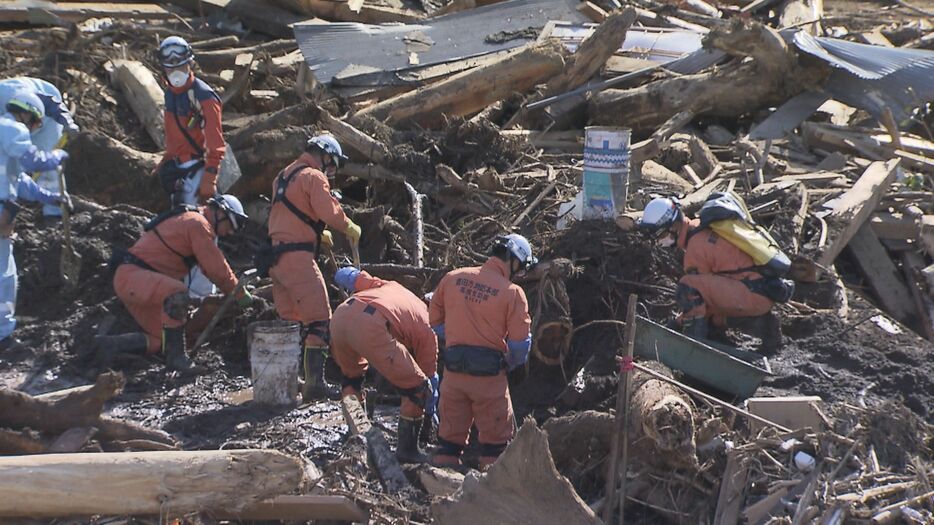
[0,0,932,521]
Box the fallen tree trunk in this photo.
[0,450,304,518]
[355,40,567,128]
[630,362,697,468]
[108,60,165,148]
[589,20,828,132]
[0,372,124,434]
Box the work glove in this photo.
[425,373,440,422]
[345,220,361,243]
[65,122,80,138]
[236,288,254,308]
[320,229,333,249]
[56,192,75,213]
[505,337,532,371]
[50,149,69,167]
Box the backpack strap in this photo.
[145,205,200,270]
[273,165,327,257]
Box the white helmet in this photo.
[494,234,538,271]
[158,36,194,68]
[208,194,249,231]
[639,197,682,234]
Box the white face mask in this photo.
[656,232,676,248]
[167,71,189,88]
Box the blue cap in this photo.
[335,267,361,294]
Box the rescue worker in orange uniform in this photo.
[429,234,536,469]
[96,195,253,372]
[331,267,439,463]
[267,134,362,401]
[638,197,781,352]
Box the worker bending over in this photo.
[98,195,253,372]
[639,197,783,353]
[331,267,439,463]
[265,134,361,401]
[429,234,536,470]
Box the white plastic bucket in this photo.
[583,126,631,220]
[248,320,302,406]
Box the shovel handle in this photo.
[191,271,257,353]
[351,239,361,268]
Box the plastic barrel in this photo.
[248,320,302,406]
[583,126,631,220]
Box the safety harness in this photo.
[272,164,327,258]
[108,205,200,275]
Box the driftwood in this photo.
[0,450,304,518]
[107,60,165,148]
[0,372,124,434]
[590,20,828,132]
[355,40,568,128]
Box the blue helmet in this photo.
[307,134,349,167]
[7,90,45,124]
[159,36,194,68]
[494,234,538,271]
[335,266,361,294]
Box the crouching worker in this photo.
[331,267,439,463]
[97,195,253,373]
[638,195,793,354]
[429,234,536,470]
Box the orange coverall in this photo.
[114,209,237,353]
[268,152,351,346]
[676,218,774,327]
[330,272,439,418]
[161,74,225,198]
[429,257,531,457]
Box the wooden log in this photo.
[0,373,124,434]
[630,363,696,465]
[590,20,827,132]
[355,40,567,128]
[318,109,389,164]
[340,395,411,494]
[814,160,901,269]
[107,59,165,148]
[847,225,914,322]
[432,421,601,525]
[688,135,719,177]
[0,450,303,518]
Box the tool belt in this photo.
[158,158,204,197]
[253,241,317,279]
[443,345,506,376]
[108,248,157,275]
[0,200,21,239]
[743,276,795,304]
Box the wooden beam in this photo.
[0,1,175,23]
[576,1,607,22]
[815,159,900,269]
[354,40,567,128]
[319,109,389,164]
[847,224,915,322]
[869,212,919,241]
[0,451,304,518]
[900,250,934,341]
[213,495,368,521]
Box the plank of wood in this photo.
[742,485,791,524]
[870,212,919,241]
[355,40,567,128]
[577,1,607,22]
[901,250,934,341]
[815,159,900,269]
[713,451,748,525]
[847,224,915,322]
[0,1,176,22]
[340,394,371,435]
[773,171,847,186]
[213,495,368,521]
[0,451,303,517]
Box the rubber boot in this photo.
[302,346,340,401]
[727,313,782,355]
[94,332,147,367]
[396,417,429,464]
[162,326,205,374]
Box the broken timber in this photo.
[0,450,304,518]
[213,495,368,522]
[814,159,901,270]
[340,394,411,493]
[847,224,914,322]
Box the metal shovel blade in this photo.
[60,246,82,290]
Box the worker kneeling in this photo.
[330,267,439,464]
[429,234,536,470]
[98,195,254,373]
[639,194,794,354]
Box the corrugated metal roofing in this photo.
[793,32,934,80]
[293,0,587,85]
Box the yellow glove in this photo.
[345,221,361,243]
[320,229,333,249]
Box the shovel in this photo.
[57,163,82,290]
[191,268,259,354]
[351,238,361,268]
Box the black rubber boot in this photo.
[727,313,782,355]
[94,332,147,367]
[396,417,429,464]
[302,346,340,401]
[162,326,205,374]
